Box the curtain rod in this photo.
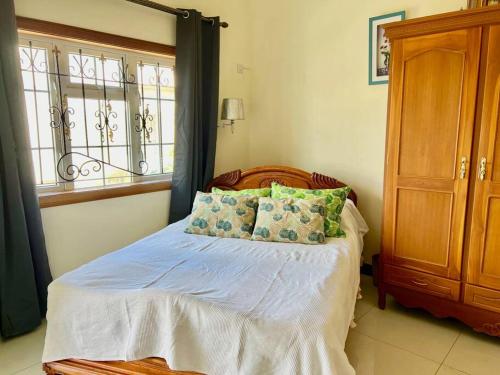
[125,0,229,28]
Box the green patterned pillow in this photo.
[185,192,258,239]
[212,187,271,197]
[251,197,326,245]
[271,183,351,237]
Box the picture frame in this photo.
[368,11,405,85]
[468,0,500,8]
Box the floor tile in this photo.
[354,298,461,362]
[436,365,469,375]
[355,275,377,320]
[359,274,377,301]
[0,321,46,375]
[444,331,500,375]
[360,274,374,288]
[345,331,440,375]
[355,298,374,320]
[12,363,44,375]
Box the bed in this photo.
[42,166,367,375]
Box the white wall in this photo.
[14,0,253,276]
[245,0,467,263]
[42,191,170,277]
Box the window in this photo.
[18,34,175,192]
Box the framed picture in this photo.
[369,11,405,85]
[468,0,500,7]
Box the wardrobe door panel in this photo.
[398,49,464,179]
[395,189,453,268]
[382,29,481,279]
[468,25,500,291]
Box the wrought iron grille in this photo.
[18,35,175,190]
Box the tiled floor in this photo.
[1,275,499,375]
[347,276,500,375]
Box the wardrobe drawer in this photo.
[384,264,460,301]
[464,284,500,314]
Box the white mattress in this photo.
[43,200,368,375]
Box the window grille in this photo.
[18,34,175,191]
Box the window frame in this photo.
[16,17,176,205]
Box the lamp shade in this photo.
[221,98,244,121]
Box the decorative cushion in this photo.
[185,192,258,239]
[212,187,271,197]
[271,183,351,237]
[251,197,326,245]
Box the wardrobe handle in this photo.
[479,157,487,181]
[459,157,467,179]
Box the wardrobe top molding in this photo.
[383,5,500,40]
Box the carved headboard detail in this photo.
[206,166,357,205]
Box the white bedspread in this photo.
[43,200,368,375]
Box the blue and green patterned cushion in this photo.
[251,197,326,245]
[185,192,259,239]
[271,183,351,237]
[212,187,271,197]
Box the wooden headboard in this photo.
[206,166,357,205]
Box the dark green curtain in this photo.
[0,0,52,338]
[169,10,220,223]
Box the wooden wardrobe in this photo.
[379,6,500,336]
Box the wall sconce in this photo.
[220,98,244,133]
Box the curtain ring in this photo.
[183,10,190,19]
[210,18,215,26]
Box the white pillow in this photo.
[340,199,369,236]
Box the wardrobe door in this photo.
[467,25,500,292]
[382,28,481,279]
